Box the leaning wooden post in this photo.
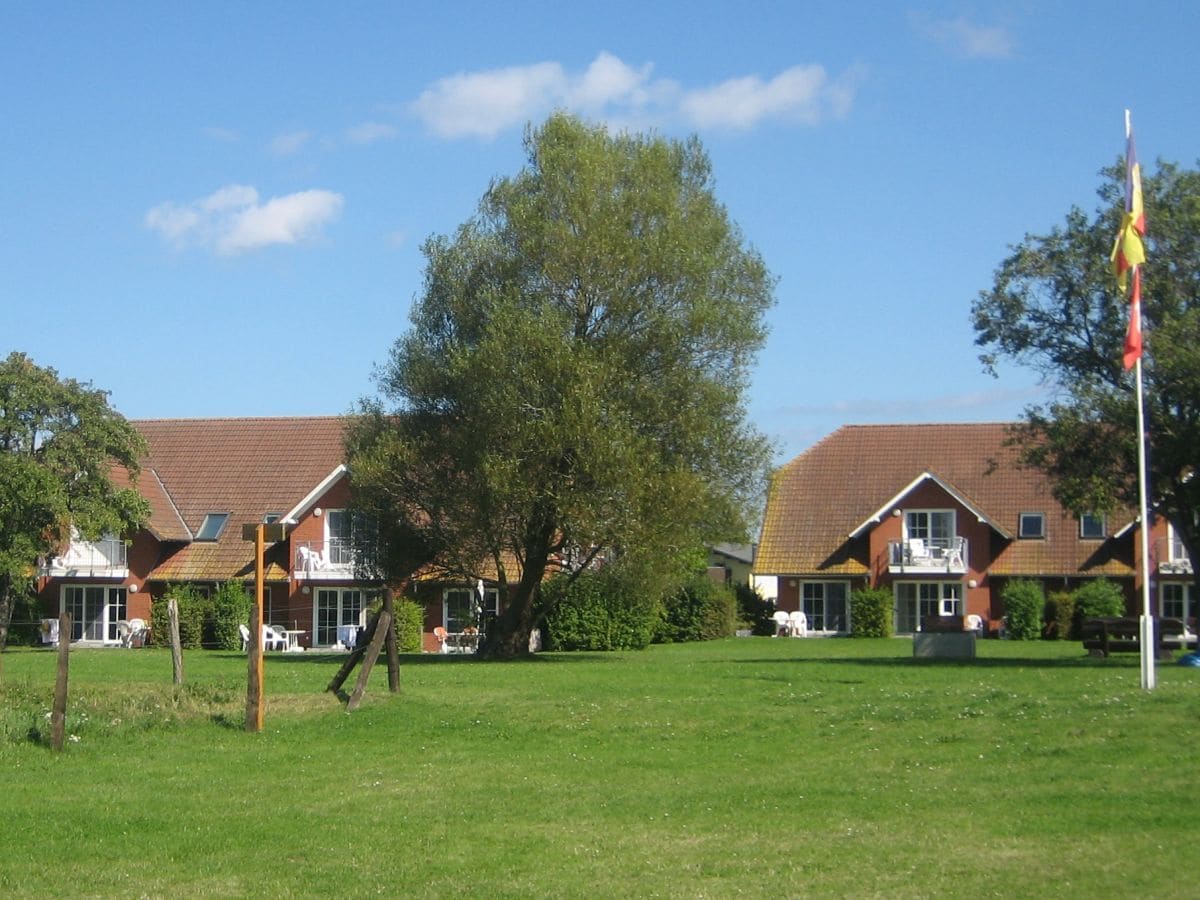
[326,609,383,694]
[50,612,71,751]
[167,597,185,685]
[347,610,392,712]
[382,586,401,693]
[245,523,265,732]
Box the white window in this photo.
[443,585,500,632]
[1167,523,1190,565]
[1161,583,1193,627]
[1018,513,1045,539]
[905,510,955,551]
[894,582,962,634]
[1079,514,1106,539]
[325,509,353,567]
[196,513,229,542]
[61,585,128,643]
[800,582,850,633]
[314,588,363,646]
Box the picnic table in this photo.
[1081,616,1195,659]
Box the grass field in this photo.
[1,637,1198,897]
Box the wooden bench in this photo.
[1081,617,1195,659]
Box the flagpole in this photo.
[1134,354,1155,690]
[1121,107,1154,691]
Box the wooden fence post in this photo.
[383,587,400,693]
[167,597,185,685]
[50,612,71,751]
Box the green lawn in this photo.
[1,637,1197,897]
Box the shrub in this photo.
[1071,578,1127,638]
[393,598,424,653]
[1001,579,1045,640]
[209,581,252,650]
[150,584,208,649]
[1044,591,1074,640]
[735,582,776,635]
[542,569,656,651]
[850,587,892,638]
[654,576,737,643]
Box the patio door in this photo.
[61,586,127,642]
[894,582,961,634]
[801,582,849,632]
[314,588,363,646]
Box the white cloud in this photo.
[410,52,857,139]
[914,14,1014,59]
[145,184,343,255]
[679,65,853,130]
[411,61,566,139]
[346,121,399,144]
[268,130,313,157]
[202,126,239,143]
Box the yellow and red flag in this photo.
[1111,112,1145,369]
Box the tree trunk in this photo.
[0,574,15,658]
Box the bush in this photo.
[393,598,424,653]
[209,581,252,650]
[1044,591,1074,640]
[654,576,737,643]
[542,569,656,651]
[1071,578,1127,638]
[850,587,892,638]
[735,582,776,635]
[150,584,208,649]
[1001,579,1045,640]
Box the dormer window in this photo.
[1018,513,1045,539]
[196,513,229,542]
[1079,514,1106,540]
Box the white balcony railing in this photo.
[293,539,355,580]
[1156,536,1193,575]
[42,537,128,577]
[888,537,968,575]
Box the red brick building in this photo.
[755,424,1193,635]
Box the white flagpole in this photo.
[1124,109,1155,691]
[1135,354,1155,690]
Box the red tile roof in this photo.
[756,423,1133,579]
[134,417,349,583]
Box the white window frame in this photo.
[1160,583,1193,632]
[799,581,851,633]
[1167,523,1190,565]
[904,509,956,551]
[442,586,500,632]
[894,581,962,634]
[324,509,353,568]
[60,585,128,643]
[1018,512,1045,539]
[313,587,364,647]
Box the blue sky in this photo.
[3,2,1198,463]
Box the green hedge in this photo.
[393,598,424,652]
[150,581,251,650]
[541,570,656,651]
[1070,578,1126,639]
[150,584,208,649]
[850,587,892,638]
[1044,591,1074,640]
[654,576,737,644]
[1001,579,1045,640]
[736,582,776,636]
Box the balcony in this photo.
[293,538,356,581]
[888,537,968,575]
[1156,537,1192,575]
[42,537,129,579]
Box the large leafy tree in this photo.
[350,113,775,658]
[0,353,149,652]
[972,159,1200,588]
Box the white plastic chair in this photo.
[789,610,808,637]
[239,624,251,652]
[772,610,791,637]
[116,620,133,648]
[263,625,287,651]
[907,538,930,562]
[128,618,148,647]
[433,626,450,653]
[965,614,984,634]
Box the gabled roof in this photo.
[849,471,1010,539]
[756,423,1133,578]
[134,417,349,582]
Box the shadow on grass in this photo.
[727,655,1133,669]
